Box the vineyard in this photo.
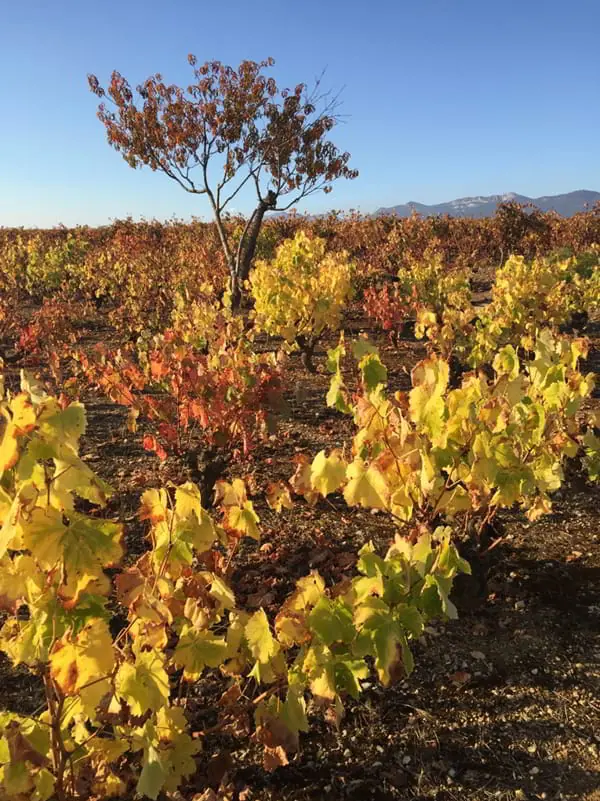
[0,203,599,801]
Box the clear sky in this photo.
[1,0,598,227]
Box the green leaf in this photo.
[493,345,520,380]
[359,353,388,392]
[308,597,355,646]
[246,608,279,663]
[326,334,346,374]
[394,604,424,638]
[115,648,169,716]
[326,373,351,414]
[174,625,229,680]
[22,509,122,602]
[352,339,378,360]
[137,745,167,800]
[354,600,406,685]
[333,657,369,698]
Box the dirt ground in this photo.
[1,303,599,801]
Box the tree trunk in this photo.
[296,334,318,373]
[230,273,243,311]
[230,192,277,310]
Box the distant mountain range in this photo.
[375,190,600,219]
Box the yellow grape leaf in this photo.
[126,407,139,434]
[19,370,47,403]
[359,352,387,392]
[2,762,35,796]
[409,356,449,442]
[390,487,414,522]
[526,495,552,522]
[173,624,229,680]
[246,609,279,664]
[0,556,28,612]
[50,619,114,696]
[302,642,336,703]
[0,394,38,475]
[326,372,351,414]
[0,615,50,667]
[214,478,247,507]
[286,572,325,613]
[1,717,51,776]
[115,648,169,716]
[225,500,260,540]
[0,485,13,527]
[32,769,55,801]
[39,402,86,449]
[92,773,126,799]
[7,394,38,433]
[0,426,19,474]
[275,572,325,646]
[85,736,129,765]
[354,601,407,686]
[0,480,42,558]
[135,715,199,797]
[492,345,520,380]
[175,481,203,519]
[136,745,167,800]
[52,454,113,508]
[343,458,389,509]
[155,706,201,788]
[435,485,472,516]
[139,488,169,524]
[0,555,44,612]
[164,485,216,557]
[208,574,236,610]
[22,508,122,601]
[310,449,347,497]
[188,506,217,553]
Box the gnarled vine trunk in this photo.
[230,192,277,310]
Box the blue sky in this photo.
[1,0,599,227]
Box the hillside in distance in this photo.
[376,190,600,218]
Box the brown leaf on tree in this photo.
[388,643,407,685]
[255,714,299,753]
[4,721,49,768]
[218,683,242,707]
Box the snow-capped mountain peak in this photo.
[376,190,600,219]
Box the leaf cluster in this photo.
[0,377,466,799]
[318,330,597,529]
[250,231,354,352]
